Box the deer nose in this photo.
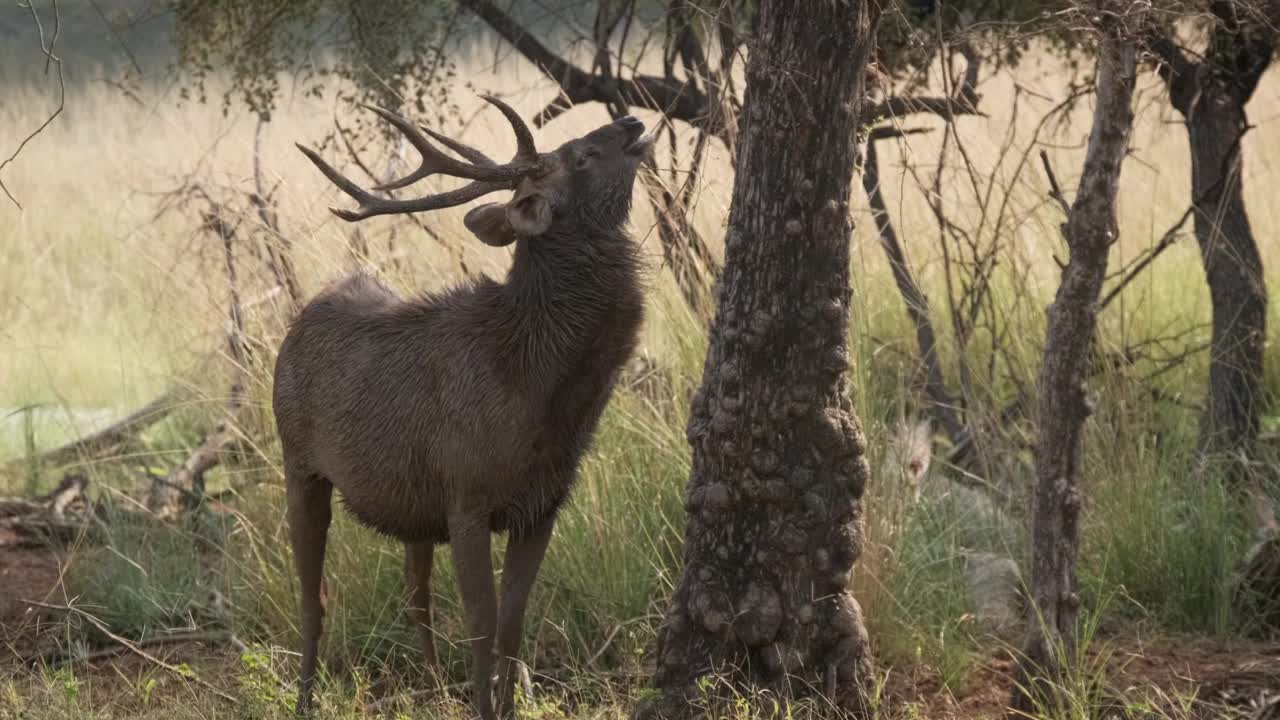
[616,115,642,127]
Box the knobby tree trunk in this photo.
[642,2,877,716]
[1012,27,1139,713]
[1152,19,1272,461]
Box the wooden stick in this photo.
[24,630,235,669]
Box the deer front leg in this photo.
[448,517,498,720]
[403,541,439,670]
[494,521,554,719]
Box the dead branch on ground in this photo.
[0,474,96,547]
[4,389,190,473]
[22,599,237,702]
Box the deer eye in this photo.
[575,149,600,169]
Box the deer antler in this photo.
[298,94,541,222]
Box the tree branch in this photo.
[866,41,982,124]
[1039,149,1071,215]
[458,0,718,133]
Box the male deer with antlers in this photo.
[277,97,653,718]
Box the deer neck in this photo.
[501,228,643,389]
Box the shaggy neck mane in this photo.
[499,226,643,388]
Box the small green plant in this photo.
[513,682,570,720]
[239,647,296,715]
[57,668,81,704]
[138,676,158,707]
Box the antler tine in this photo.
[296,142,507,222]
[422,126,495,166]
[480,94,538,161]
[363,104,538,191]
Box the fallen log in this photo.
[6,389,188,472]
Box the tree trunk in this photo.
[1153,22,1272,461]
[1011,27,1138,714]
[1185,96,1268,458]
[641,2,876,716]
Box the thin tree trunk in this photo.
[1011,26,1138,713]
[861,132,973,464]
[1187,99,1267,459]
[641,2,877,716]
[1151,19,1273,463]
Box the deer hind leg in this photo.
[403,540,439,670]
[287,472,332,715]
[494,520,554,720]
[448,515,498,720]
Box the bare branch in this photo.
[458,0,719,135]
[1099,129,1247,310]
[866,41,982,124]
[1039,149,1072,215]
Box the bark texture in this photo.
[644,2,876,715]
[1151,18,1273,458]
[1012,31,1138,713]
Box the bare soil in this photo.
[0,542,67,661]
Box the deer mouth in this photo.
[624,132,657,157]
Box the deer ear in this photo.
[506,191,553,236]
[463,203,518,247]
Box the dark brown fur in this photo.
[276,114,650,718]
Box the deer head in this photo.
[296,96,655,247]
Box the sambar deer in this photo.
[277,96,652,718]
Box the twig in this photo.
[586,623,624,668]
[1099,205,1194,310]
[862,128,975,465]
[1039,149,1071,215]
[865,40,984,124]
[367,679,471,710]
[86,0,142,78]
[21,600,237,703]
[250,119,302,311]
